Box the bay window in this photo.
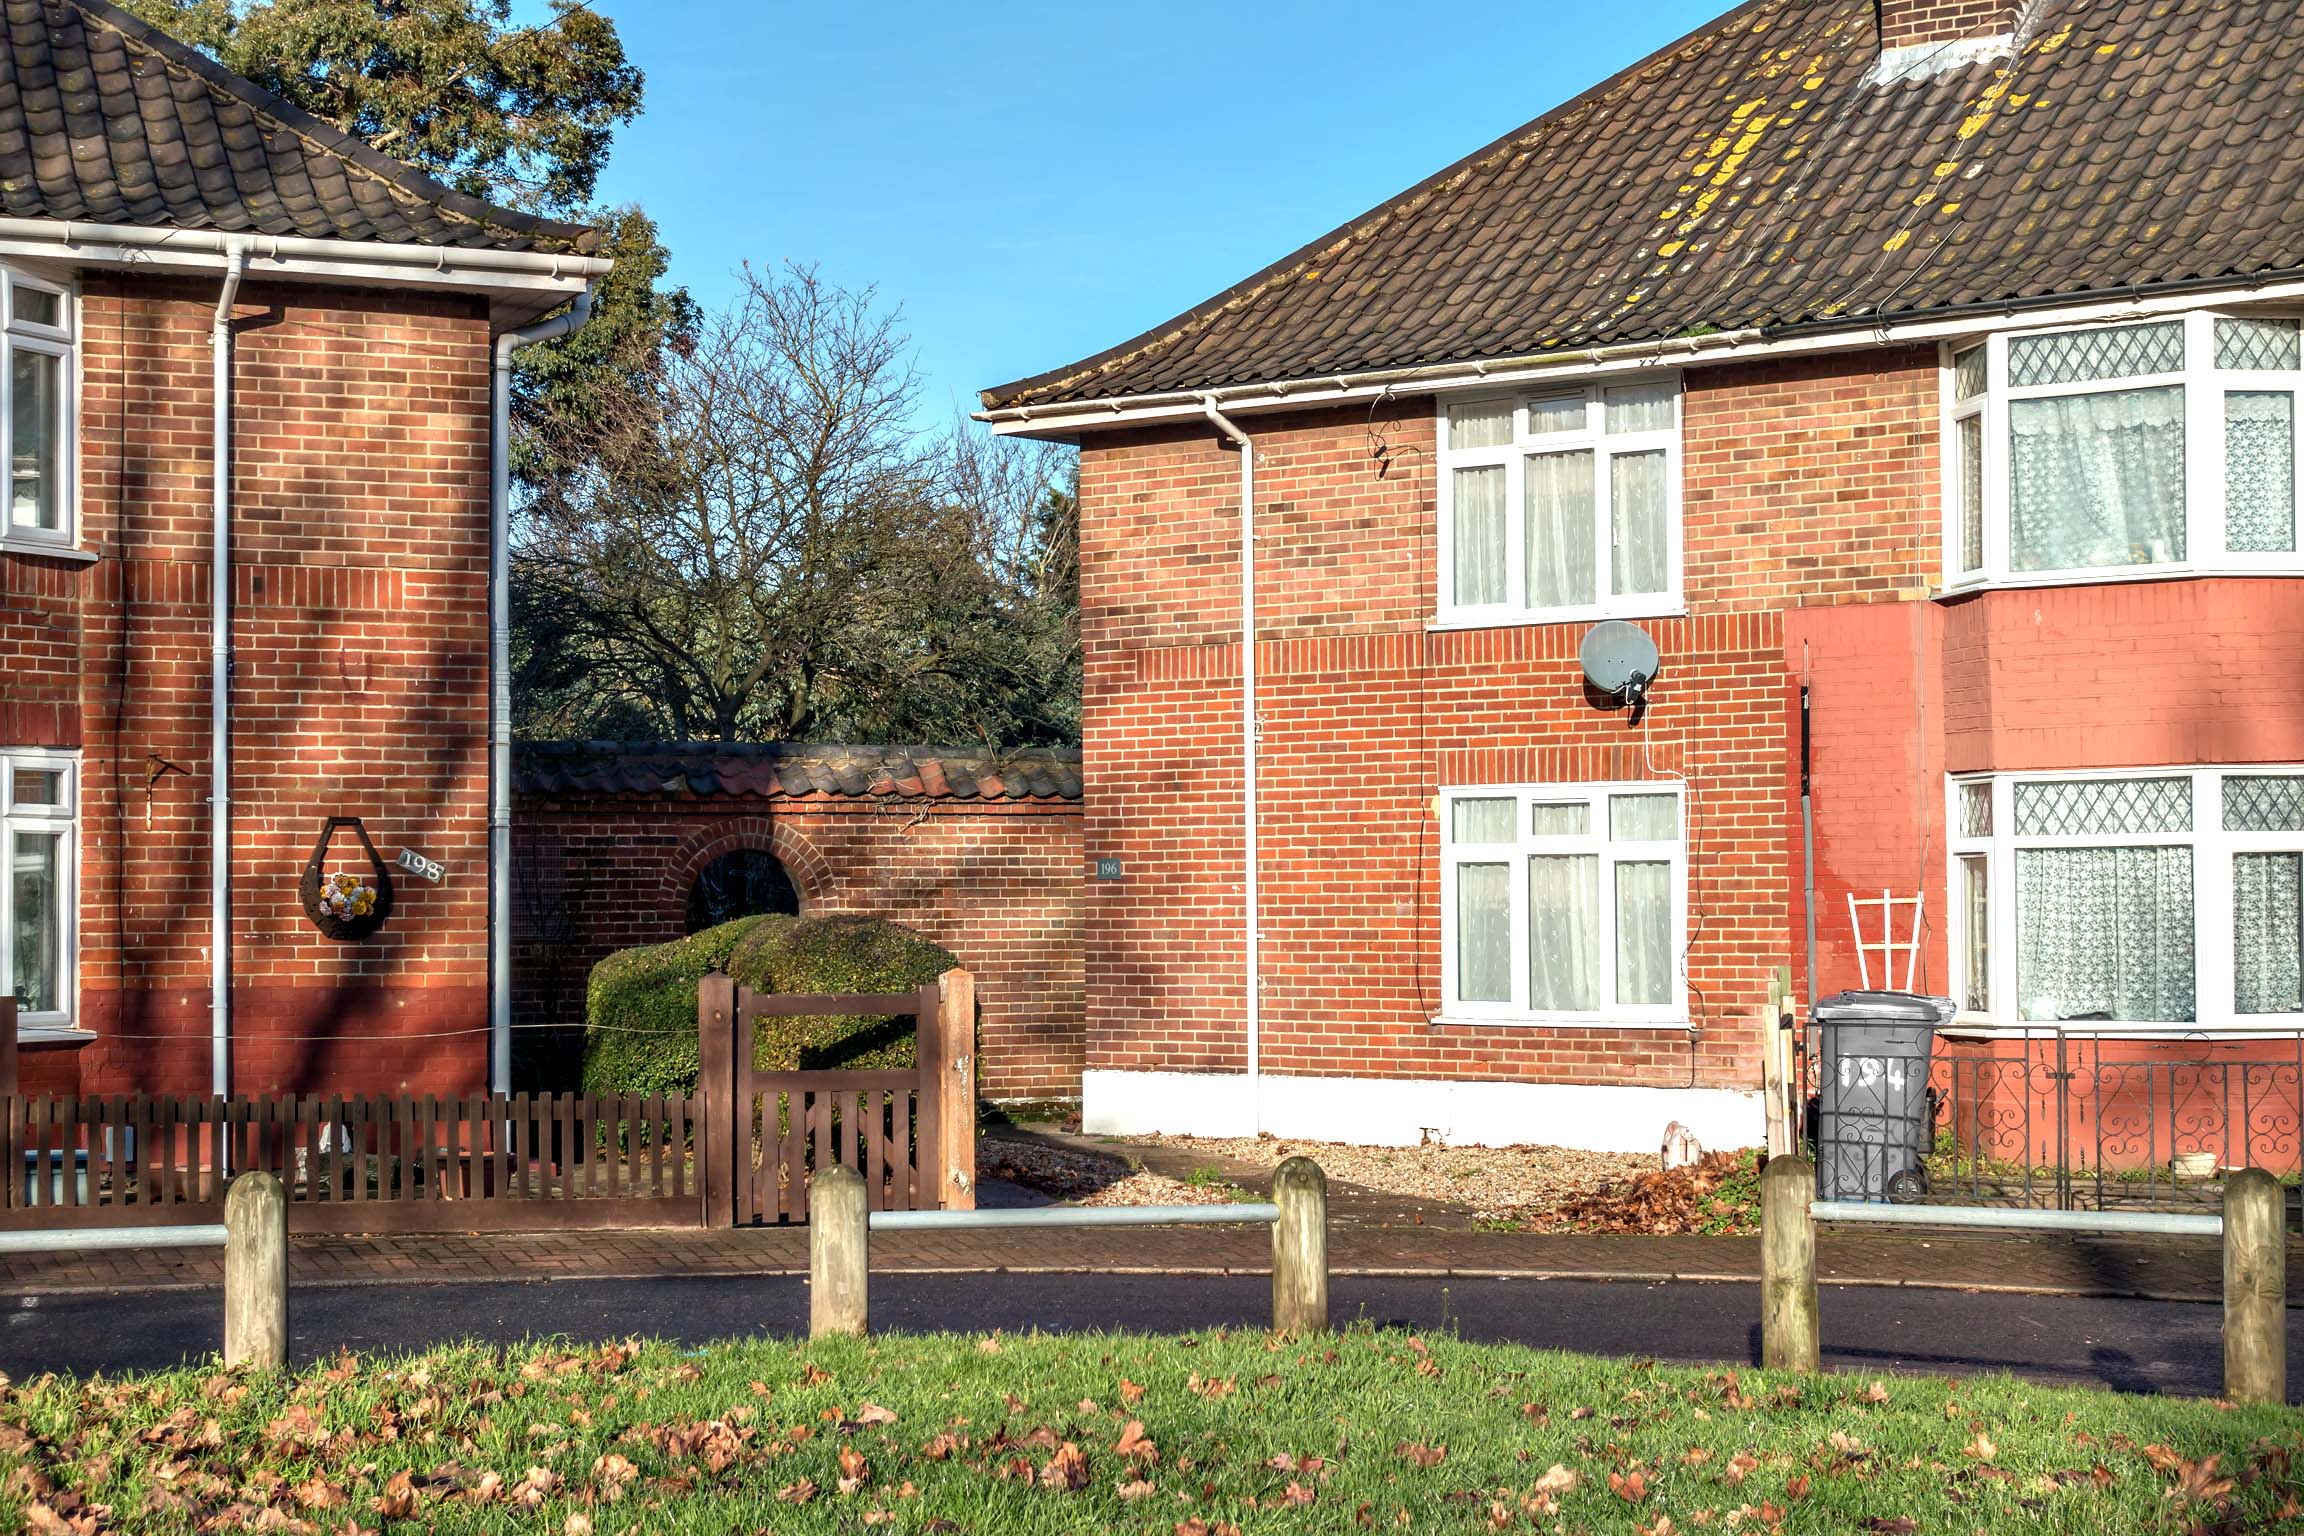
[2,751,75,1028]
[2,267,72,547]
[1944,311,2304,585]
[1440,782,1685,1023]
[1438,377,1682,624]
[1949,768,2304,1030]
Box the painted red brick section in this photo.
[511,794,1085,1101]
[15,276,493,1096]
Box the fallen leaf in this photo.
[1116,1420,1159,1463]
[1042,1442,1091,1492]
[1532,1464,1578,1496]
[370,1472,418,1519]
[1116,1478,1157,1500]
[1963,1433,1997,1464]
[1864,1381,1890,1404]
[1120,1379,1145,1404]
[1395,1441,1446,1469]
[837,1444,871,1495]
[777,1478,819,1504]
[856,1403,898,1425]
[1609,1467,1649,1503]
[1859,1519,1917,1534]
[563,1517,592,1536]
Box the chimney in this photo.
[1877,0,2017,51]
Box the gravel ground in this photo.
[979,1136,1245,1207]
[1114,1133,1653,1222]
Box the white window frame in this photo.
[2,749,78,1031]
[1947,765,2304,1035]
[1434,374,1684,628]
[1939,309,2304,590]
[1437,781,1688,1027]
[0,262,79,555]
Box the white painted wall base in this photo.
[1081,1070,1764,1153]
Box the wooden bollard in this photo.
[223,1170,289,1370]
[1760,1155,1819,1373]
[810,1164,869,1339]
[2223,1166,2286,1405]
[1272,1156,1329,1335]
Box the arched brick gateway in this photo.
[511,743,1084,1100]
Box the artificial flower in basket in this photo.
[298,816,395,941]
[315,871,378,922]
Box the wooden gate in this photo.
[694,968,976,1226]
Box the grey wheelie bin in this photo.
[1811,990,1956,1202]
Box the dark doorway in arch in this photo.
[685,849,801,933]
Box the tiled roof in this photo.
[0,0,601,252]
[514,742,1084,804]
[984,0,2304,410]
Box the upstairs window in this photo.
[1438,377,1682,624]
[1945,311,2304,585]
[2,268,71,548]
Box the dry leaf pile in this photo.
[1546,1150,1761,1235]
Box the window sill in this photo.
[16,1025,95,1049]
[1428,602,1686,634]
[1430,1013,1693,1032]
[1936,563,2304,601]
[1940,1020,2304,1041]
[0,538,97,565]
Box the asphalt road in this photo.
[4,1272,2293,1401]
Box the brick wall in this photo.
[6,275,494,1096]
[1877,0,2013,49]
[1076,349,1942,1103]
[511,793,1085,1101]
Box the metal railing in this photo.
[1800,1024,2304,1212]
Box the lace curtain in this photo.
[1456,862,1510,1002]
[1610,450,1669,595]
[10,828,59,1013]
[2225,391,2296,553]
[1525,451,1594,609]
[2016,846,2196,1022]
[1615,860,1672,1006]
[1528,855,1597,1011]
[2235,853,2304,1015]
[2009,386,2186,570]
[1452,465,1505,605]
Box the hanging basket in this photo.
[298,816,395,942]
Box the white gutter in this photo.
[209,235,252,1095]
[980,270,2304,437]
[488,289,596,1093]
[1200,397,1260,1133]
[0,218,610,279]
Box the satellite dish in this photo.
[1580,620,1661,722]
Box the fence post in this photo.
[697,972,736,1229]
[1272,1156,1328,1335]
[2223,1166,2286,1405]
[1760,1155,1819,1373]
[810,1163,869,1338]
[934,968,976,1211]
[223,1169,289,1370]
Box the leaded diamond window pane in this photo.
[1959,783,1993,838]
[2224,775,2304,833]
[2014,777,2191,836]
[2008,321,2184,388]
[1953,345,1987,400]
[2225,391,2296,553]
[1957,413,1984,571]
[2215,316,2302,372]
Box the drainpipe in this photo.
[208,236,252,1096]
[1200,397,1259,1134]
[489,289,596,1093]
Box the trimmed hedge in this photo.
[581,913,959,1097]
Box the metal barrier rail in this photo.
[1770,1159,2286,1404]
[0,1225,227,1254]
[816,1163,1328,1338]
[1813,1201,2220,1237]
[869,1203,1279,1232]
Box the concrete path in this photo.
[3,1271,2291,1402]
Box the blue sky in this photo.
[586,2,1724,425]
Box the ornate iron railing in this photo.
[1798,1026,2304,1211]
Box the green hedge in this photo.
[580,914,959,1097]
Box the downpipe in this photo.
[488,289,595,1093]
[209,236,252,1097]
[1200,396,1259,1134]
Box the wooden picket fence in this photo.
[0,971,976,1233]
[0,1091,701,1232]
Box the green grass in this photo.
[2,1328,2297,1533]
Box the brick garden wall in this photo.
[1075,348,1942,1098]
[5,276,493,1096]
[511,793,1085,1101]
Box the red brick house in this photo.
[980,0,2304,1151]
[0,2,606,1098]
